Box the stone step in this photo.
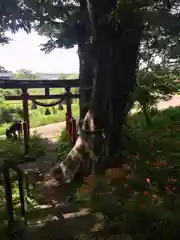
[25,202,82,223]
[27,208,104,240]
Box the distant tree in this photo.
[14,69,39,80]
[0,66,7,72]
[67,73,78,79]
[59,73,68,80]
[59,73,78,80]
[0,65,13,79]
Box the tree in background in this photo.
[59,73,78,80]
[0,66,8,72]
[14,69,39,80]
[0,65,13,80]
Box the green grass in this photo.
[126,106,180,159]
[29,102,79,128]
[0,88,79,135]
[55,106,180,240]
[0,135,46,166]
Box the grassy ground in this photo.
[0,135,46,166]
[55,106,180,239]
[0,88,79,135]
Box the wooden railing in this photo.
[0,79,79,89]
[0,160,29,229]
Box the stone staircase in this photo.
[1,137,105,239]
[26,203,92,239]
[19,168,105,240]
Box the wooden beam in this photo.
[23,122,29,154]
[0,79,79,89]
[45,87,50,96]
[65,87,72,118]
[5,93,80,101]
[22,88,30,154]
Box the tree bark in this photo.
[52,24,112,182]
[78,0,94,120]
[52,3,143,183]
[79,43,94,120]
[105,12,143,156]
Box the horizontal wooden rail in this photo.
[0,79,80,89]
[5,93,80,100]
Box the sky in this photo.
[0,30,79,74]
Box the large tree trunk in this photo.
[78,0,94,120]
[105,12,143,156]
[52,2,143,183]
[79,42,94,120]
[52,26,113,182]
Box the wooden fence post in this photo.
[22,88,30,139]
[65,87,72,141]
[18,172,26,220]
[23,122,29,154]
[72,118,77,145]
[65,87,72,119]
[3,166,14,227]
[22,88,30,154]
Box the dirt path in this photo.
[31,121,66,140]
[158,95,180,110]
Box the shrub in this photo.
[0,136,45,165]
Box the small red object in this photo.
[140,200,145,210]
[144,191,149,195]
[146,178,150,184]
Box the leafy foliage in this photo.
[56,128,72,162]
[34,0,81,52]
[0,0,39,44]
[67,107,180,239]
[128,64,179,118]
[0,136,45,165]
[14,69,39,80]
